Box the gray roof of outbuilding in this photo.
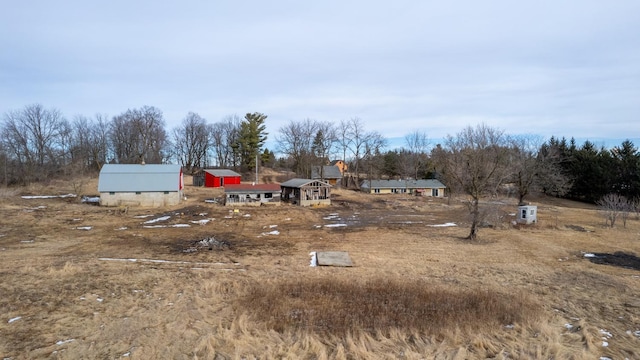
[361,179,446,189]
[98,164,182,192]
[280,178,331,188]
[204,169,241,177]
[311,166,343,179]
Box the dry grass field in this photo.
[1,176,639,359]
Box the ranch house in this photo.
[280,178,332,206]
[98,164,184,207]
[360,179,447,197]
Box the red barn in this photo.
[204,169,241,187]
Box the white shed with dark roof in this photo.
[98,164,184,207]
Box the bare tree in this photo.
[337,119,352,165]
[0,104,69,183]
[437,124,511,241]
[510,135,572,204]
[210,115,241,168]
[110,106,169,164]
[173,112,209,173]
[596,193,630,228]
[404,130,430,179]
[276,119,319,177]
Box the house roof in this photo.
[360,179,446,190]
[224,183,282,194]
[204,169,241,177]
[311,165,342,179]
[280,178,331,188]
[98,164,182,192]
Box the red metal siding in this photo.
[204,172,241,187]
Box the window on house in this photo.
[135,192,141,195]
[164,191,169,194]
[432,188,439,197]
[374,189,380,193]
[109,192,115,195]
[265,193,272,199]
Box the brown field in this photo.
[1,177,639,359]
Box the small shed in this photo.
[224,183,282,206]
[360,179,446,197]
[517,205,537,224]
[311,165,342,186]
[98,164,183,207]
[203,169,241,188]
[280,178,331,207]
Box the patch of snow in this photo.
[602,341,608,347]
[504,324,514,329]
[584,253,597,258]
[600,357,612,360]
[204,199,217,203]
[427,222,457,227]
[115,227,128,231]
[8,316,21,323]
[97,298,104,302]
[198,213,208,216]
[20,240,34,243]
[75,226,92,230]
[324,224,347,228]
[171,224,191,228]
[143,225,166,228]
[81,196,100,203]
[600,329,612,338]
[243,214,251,217]
[313,225,322,229]
[310,252,317,267]
[269,224,278,228]
[564,323,574,330]
[133,215,154,219]
[190,218,213,225]
[284,218,291,221]
[22,194,76,199]
[261,230,280,236]
[56,339,75,345]
[634,330,640,338]
[122,352,131,357]
[143,216,170,224]
[323,215,340,220]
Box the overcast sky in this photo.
[1,1,639,148]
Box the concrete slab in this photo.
[316,251,353,267]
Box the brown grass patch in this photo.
[239,277,541,337]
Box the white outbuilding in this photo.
[98,164,184,207]
[516,205,537,225]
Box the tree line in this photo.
[1,104,638,209]
[0,104,271,184]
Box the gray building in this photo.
[281,178,332,206]
[98,164,184,207]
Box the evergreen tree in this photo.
[611,140,640,200]
[237,112,268,171]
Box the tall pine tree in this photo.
[237,112,268,171]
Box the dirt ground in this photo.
[0,178,639,359]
